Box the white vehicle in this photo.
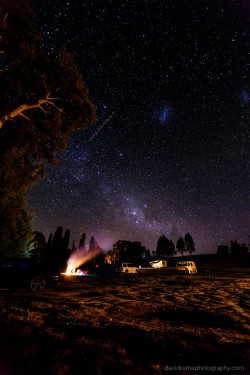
[149,260,167,268]
[118,263,139,273]
[176,261,197,274]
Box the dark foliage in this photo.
[78,233,86,252]
[29,231,47,262]
[217,245,229,256]
[230,240,248,256]
[184,232,195,256]
[176,236,186,256]
[0,1,96,256]
[112,240,146,264]
[45,226,71,272]
[156,235,175,258]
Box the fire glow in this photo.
[63,249,100,275]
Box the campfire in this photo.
[61,248,100,276]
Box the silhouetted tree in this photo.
[156,235,175,258]
[109,243,120,264]
[176,237,186,257]
[0,0,96,256]
[126,241,146,260]
[156,235,167,258]
[30,231,46,263]
[240,243,248,255]
[88,236,102,267]
[217,245,229,256]
[63,230,70,251]
[229,240,240,255]
[0,194,33,257]
[78,233,86,252]
[113,240,146,263]
[230,240,241,256]
[144,249,151,260]
[46,227,71,271]
[89,236,99,253]
[184,232,195,256]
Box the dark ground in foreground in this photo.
[0,268,249,375]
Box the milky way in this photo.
[29,0,250,253]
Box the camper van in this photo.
[149,260,167,268]
[176,261,197,274]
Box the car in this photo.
[117,263,139,273]
[176,261,197,274]
[0,257,60,292]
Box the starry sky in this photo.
[29,0,250,253]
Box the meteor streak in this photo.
[89,111,116,141]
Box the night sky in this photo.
[29,0,250,253]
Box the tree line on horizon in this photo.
[104,233,195,266]
[217,238,249,257]
[25,227,197,271]
[28,227,103,272]
[0,221,248,271]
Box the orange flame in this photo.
[65,249,100,275]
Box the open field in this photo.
[0,269,249,374]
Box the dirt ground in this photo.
[0,269,249,374]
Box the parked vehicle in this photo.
[0,257,60,292]
[117,263,139,273]
[176,261,197,274]
[149,260,167,268]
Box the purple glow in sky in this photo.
[29,0,250,253]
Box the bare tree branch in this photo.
[0,93,63,129]
[3,11,9,27]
